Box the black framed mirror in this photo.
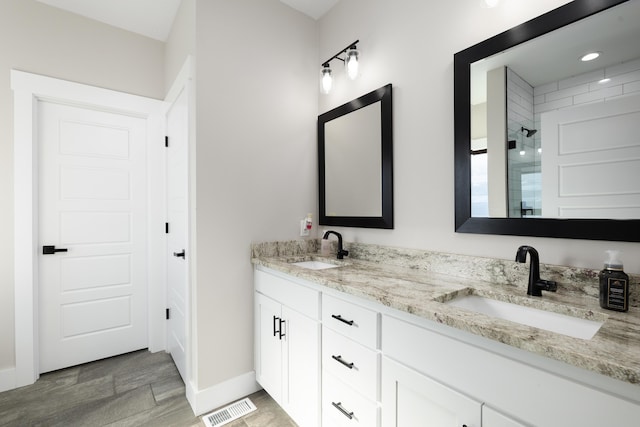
[319,84,393,228]
[454,0,640,242]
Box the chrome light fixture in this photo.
[320,40,360,94]
[320,64,333,94]
[345,46,360,80]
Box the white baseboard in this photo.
[186,371,261,416]
[0,367,16,393]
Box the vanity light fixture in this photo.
[321,64,333,94]
[345,46,360,80]
[320,40,360,94]
[581,52,600,62]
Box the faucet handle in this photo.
[537,279,557,292]
[337,249,349,259]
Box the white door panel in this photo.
[38,100,148,373]
[542,94,640,218]
[166,86,189,381]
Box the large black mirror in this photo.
[454,0,640,241]
[319,84,393,228]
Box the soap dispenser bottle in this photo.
[598,250,629,312]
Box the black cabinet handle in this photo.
[331,355,354,369]
[173,250,185,258]
[331,402,354,420]
[43,245,68,255]
[272,316,285,340]
[331,314,354,326]
[273,316,280,337]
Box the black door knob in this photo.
[43,245,68,255]
[173,250,186,258]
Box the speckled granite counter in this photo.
[251,240,640,387]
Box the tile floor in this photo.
[0,349,296,427]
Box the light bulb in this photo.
[321,65,332,94]
[519,150,526,156]
[345,48,359,80]
[581,52,600,62]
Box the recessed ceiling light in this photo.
[581,52,600,62]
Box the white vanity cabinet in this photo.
[381,356,525,426]
[382,314,640,427]
[321,294,381,427]
[382,356,483,426]
[253,265,640,427]
[254,269,320,427]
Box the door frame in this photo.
[11,70,168,387]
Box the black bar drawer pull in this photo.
[332,402,354,420]
[331,355,354,369]
[43,245,68,255]
[279,319,286,339]
[273,316,280,337]
[331,314,354,326]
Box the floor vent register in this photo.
[202,397,257,427]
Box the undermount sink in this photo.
[446,294,604,340]
[291,260,341,270]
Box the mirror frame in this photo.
[454,0,640,242]
[318,84,393,229]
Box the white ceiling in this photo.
[279,0,339,20]
[36,0,339,42]
[36,0,182,41]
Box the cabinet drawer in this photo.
[322,327,379,401]
[322,294,378,348]
[322,372,379,427]
[255,269,319,319]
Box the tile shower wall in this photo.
[534,57,640,124]
[506,68,538,218]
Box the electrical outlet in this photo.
[300,219,310,236]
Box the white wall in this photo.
[193,0,318,389]
[317,0,640,273]
[0,0,164,372]
[164,0,196,94]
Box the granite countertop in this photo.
[251,249,640,387]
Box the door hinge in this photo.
[165,136,169,147]
[165,222,169,234]
[166,308,170,320]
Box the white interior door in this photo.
[38,100,148,373]
[166,87,189,381]
[542,93,640,218]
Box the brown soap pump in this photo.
[598,250,630,312]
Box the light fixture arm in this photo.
[322,40,359,68]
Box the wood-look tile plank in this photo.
[31,384,156,427]
[0,351,296,427]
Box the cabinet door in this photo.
[255,292,283,403]
[282,305,320,427]
[382,357,481,427]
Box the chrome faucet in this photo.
[515,245,558,297]
[323,231,349,259]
